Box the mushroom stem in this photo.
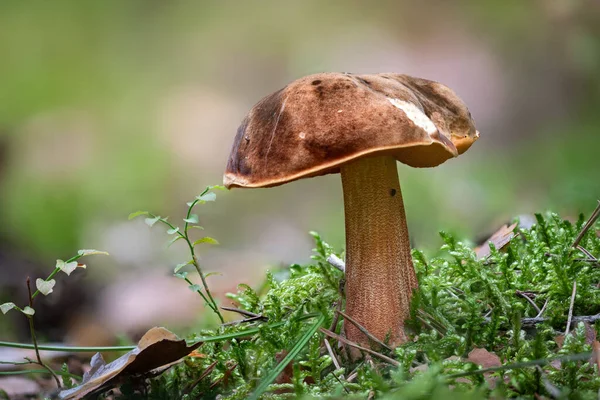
[341,155,417,349]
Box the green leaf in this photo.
[174,261,191,273]
[144,216,160,227]
[184,214,199,224]
[174,272,189,279]
[196,192,216,202]
[0,302,17,314]
[22,306,35,316]
[36,279,55,296]
[204,271,222,278]
[249,314,325,400]
[190,226,204,231]
[167,236,184,247]
[77,249,109,257]
[167,227,180,235]
[208,185,226,191]
[193,237,219,246]
[188,284,202,292]
[128,211,149,220]
[56,259,79,276]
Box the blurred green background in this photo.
[0,1,599,342]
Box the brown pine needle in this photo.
[573,201,600,248]
[336,310,392,352]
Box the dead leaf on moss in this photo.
[467,348,502,369]
[475,222,518,259]
[58,327,202,400]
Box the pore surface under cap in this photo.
[224,72,477,188]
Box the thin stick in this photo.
[516,291,541,314]
[573,200,600,248]
[327,254,345,273]
[565,281,577,336]
[324,338,343,373]
[26,278,61,388]
[483,313,600,327]
[209,363,237,390]
[184,360,218,395]
[319,328,399,367]
[221,306,265,319]
[331,371,350,394]
[576,246,598,261]
[328,301,342,333]
[221,315,266,327]
[536,298,549,319]
[336,310,392,351]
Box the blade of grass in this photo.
[248,313,325,400]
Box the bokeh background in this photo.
[1,1,599,344]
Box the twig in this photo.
[336,310,392,352]
[484,313,600,327]
[536,298,549,319]
[323,338,343,373]
[516,290,541,314]
[330,371,350,394]
[328,301,342,333]
[26,277,61,388]
[576,246,598,261]
[319,328,399,367]
[221,306,265,319]
[572,200,600,248]
[184,360,218,395]
[208,362,237,390]
[565,281,577,336]
[327,254,345,273]
[447,351,592,379]
[221,315,266,327]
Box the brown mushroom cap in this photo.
[224,72,478,189]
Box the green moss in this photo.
[111,210,600,399]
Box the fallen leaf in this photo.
[474,223,518,259]
[466,348,502,388]
[467,348,502,369]
[58,327,202,399]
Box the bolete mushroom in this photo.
[224,73,478,349]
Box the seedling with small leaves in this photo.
[129,185,226,323]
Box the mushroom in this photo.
[223,73,478,349]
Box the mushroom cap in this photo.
[224,72,478,189]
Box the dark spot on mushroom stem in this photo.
[390,188,397,197]
[311,80,322,85]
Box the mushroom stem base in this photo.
[341,156,417,350]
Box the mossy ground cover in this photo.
[125,208,600,399]
[3,198,600,399]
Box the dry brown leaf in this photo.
[58,327,202,399]
[474,222,518,259]
[467,348,502,368]
[555,334,565,349]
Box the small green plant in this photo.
[0,249,109,388]
[128,185,226,323]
